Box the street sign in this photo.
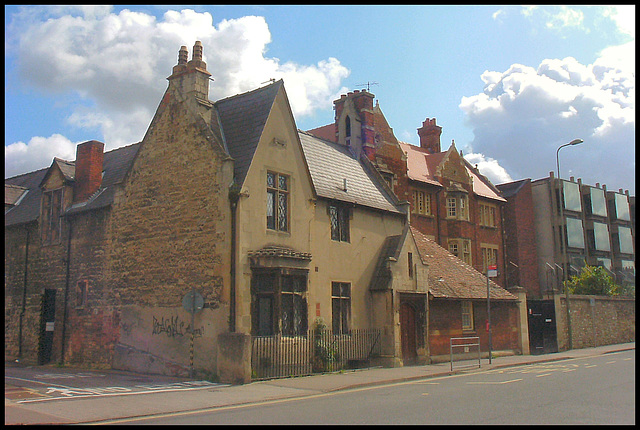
[182,290,204,314]
[487,264,498,278]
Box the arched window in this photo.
[345,115,351,138]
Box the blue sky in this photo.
[5,5,635,193]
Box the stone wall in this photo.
[555,293,635,351]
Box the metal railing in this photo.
[450,336,481,371]
[251,328,381,380]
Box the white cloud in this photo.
[5,7,350,177]
[5,135,77,177]
[460,49,635,193]
[464,152,513,185]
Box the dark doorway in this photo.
[527,299,558,354]
[38,289,56,365]
[400,302,418,363]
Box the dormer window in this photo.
[41,188,63,244]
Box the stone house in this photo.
[5,42,525,380]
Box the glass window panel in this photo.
[339,208,349,242]
[258,297,273,335]
[596,258,612,271]
[593,222,610,251]
[615,194,630,221]
[278,192,288,231]
[278,174,287,191]
[590,188,607,216]
[267,172,275,188]
[330,206,339,240]
[618,226,634,254]
[563,181,582,212]
[266,190,275,229]
[566,217,585,248]
[621,260,635,270]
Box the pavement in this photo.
[5,342,635,425]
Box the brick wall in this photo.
[428,299,519,358]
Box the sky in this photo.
[4,5,636,194]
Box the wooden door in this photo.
[400,302,417,363]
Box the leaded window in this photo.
[330,204,350,242]
[267,171,289,232]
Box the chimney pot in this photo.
[417,117,442,153]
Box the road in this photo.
[110,349,635,425]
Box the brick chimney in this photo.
[333,89,376,160]
[417,118,442,154]
[74,140,104,203]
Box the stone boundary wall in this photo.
[555,293,635,351]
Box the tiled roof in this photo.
[5,143,140,226]
[410,226,517,301]
[399,142,505,202]
[214,80,283,187]
[298,130,402,214]
[305,124,335,142]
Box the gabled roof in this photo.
[399,142,505,202]
[496,178,529,198]
[298,130,402,214]
[5,184,28,206]
[410,226,517,301]
[214,79,284,187]
[5,143,140,226]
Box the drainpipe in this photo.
[435,188,442,245]
[60,217,73,364]
[18,227,30,360]
[229,188,239,333]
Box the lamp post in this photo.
[556,139,583,180]
[555,138,583,351]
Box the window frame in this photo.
[329,203,350,242]
[331,282,351,334]
[446,192,469,220]
[461,301,474,331]
[251,269,308,337]
[449,238,472,265]
[266,171,289,232]
[481,244,499,274]
[41,188,64,245]
[479,202,497,227]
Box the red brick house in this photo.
[307,91,508,287]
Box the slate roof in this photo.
[410,226,517,301]
[496,178,529,198]
[298,130,402,214]
[214,79,283,187]
[5,143,140,226]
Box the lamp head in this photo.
[569,138,583,146]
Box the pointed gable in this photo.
[214,80,284,187]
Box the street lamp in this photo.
[555,138,583,351]
[556,138,583,179]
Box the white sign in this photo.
[487,265,498,278]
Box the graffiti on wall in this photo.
[151,315,204,338]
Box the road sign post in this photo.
[182,288,204,379]
[487,265,497,364]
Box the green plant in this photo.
[311,318,340,373]
[565,265,626,296]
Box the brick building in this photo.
[308,92,508,286]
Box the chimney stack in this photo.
[167,41,211,101]
[74,140,104,203]
[417,118,442,153]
